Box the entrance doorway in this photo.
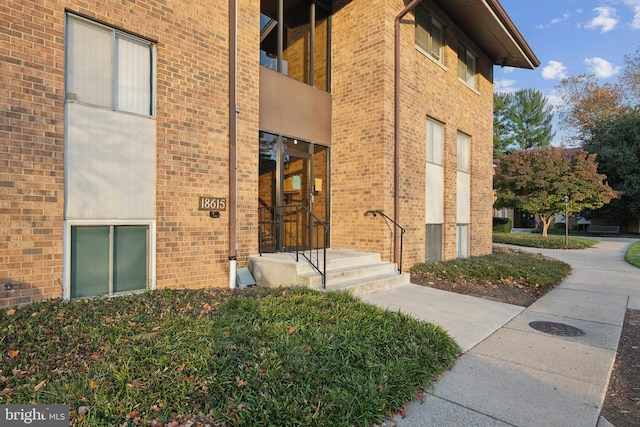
[259,131,329,252]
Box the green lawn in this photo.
[0,288,459,426]
[493,232,598,249]
[626,241,640,268]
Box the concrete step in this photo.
[320,271,411,296]
[248,249,408,296]
[301,261,399,289]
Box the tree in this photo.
[494,148,618,237]
[493,89,555,155]
[584,109,640,225]
[557,74,627,142]
[493,93,511,156]
[557,49,639,142]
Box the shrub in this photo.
[493,217,512,233]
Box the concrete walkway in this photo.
[361,238,640,427]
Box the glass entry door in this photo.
[259,131,328,252]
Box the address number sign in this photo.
[199,197,227,211]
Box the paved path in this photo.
[362,238,639,427]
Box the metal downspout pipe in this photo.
[394,0,423,268]
[229,0,238,288]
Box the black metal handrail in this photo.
[258,205,329,289]
[298,205,328,289]
[364,210,405,274]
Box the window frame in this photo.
[415,6,444,64]
[65,13,156,117]
[457,42,477,90]
[64,219,156,300]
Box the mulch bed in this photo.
[601,309,640,427]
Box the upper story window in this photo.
[260,1,331,92]
[457,132,470,173]
[457,43,477,90]
[426,118,444,165]
[65,14,155,117]
[415,6,444,64]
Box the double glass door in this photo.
[259,131,329,252]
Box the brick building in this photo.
[1,0,538,306]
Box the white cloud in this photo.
[542,60,568,80]
[494,79,517,93]
[586,6,618,32]
[537,11,572,29]
[585,57,622,78]
[622,0,640,29]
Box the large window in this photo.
[457,43,477,90]
[66,14,154,116]
[65,14,156,299]
[415,6,444,64]
[426,118,444,262]
[260,0,331,91]
[456,132,471,259]
[70,225,149,298]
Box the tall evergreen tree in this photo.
[493,89,555,155]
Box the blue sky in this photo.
[495,0,640,142]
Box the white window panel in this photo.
[65,103,156,219]
[457,170,470,224]
[426,162,444,223]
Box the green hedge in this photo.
[493,217,512,233]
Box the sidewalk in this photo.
[361,238,640,427]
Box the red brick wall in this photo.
[330,0,493,266]
[1,0,260,307]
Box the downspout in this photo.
[229,0,238,288]
[394,0,423,267]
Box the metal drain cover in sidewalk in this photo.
[529,321,585,337]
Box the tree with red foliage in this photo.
[494,148,618,237]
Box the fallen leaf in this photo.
[34,380,46,391]
[89,381,99,389]
[7,350,19,358]
[6,309,15,316]
[288,326,297,335]
[236,377,247,388]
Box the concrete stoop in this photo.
[248,249,409,296]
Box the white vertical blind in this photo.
[457,132,470,172]
[66,16,114,108]
[426,118,444,165]
[118,37,152,115]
